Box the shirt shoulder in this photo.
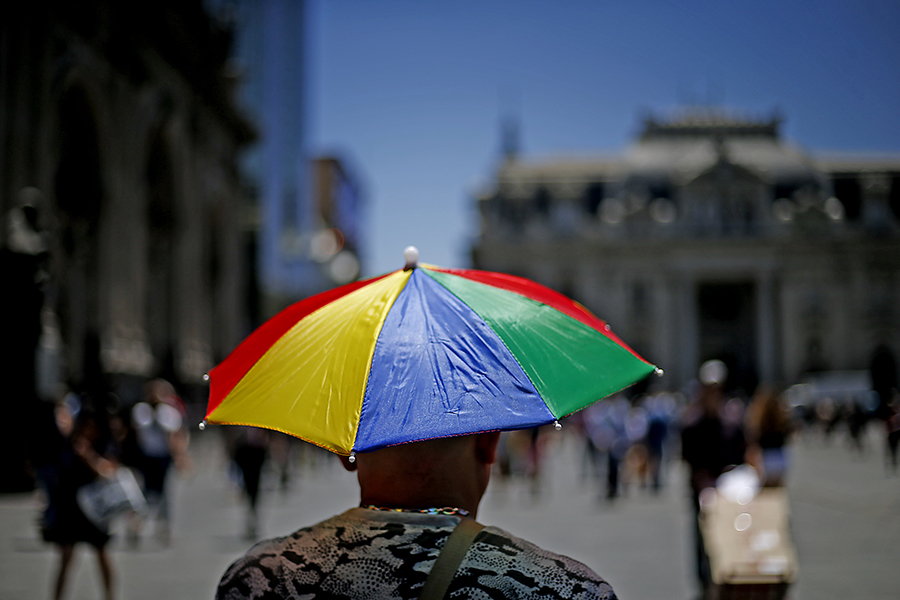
[453,526,617,599]
[215,511,451,600]
[215,512,616,600]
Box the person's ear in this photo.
[474,431,501,465]
[339,455,358,472]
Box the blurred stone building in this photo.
[0,0,255,489]
[472,110,900,393]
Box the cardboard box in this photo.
[700,487,798,599]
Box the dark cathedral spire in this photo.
[500,114,520,162]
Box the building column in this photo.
[755,271,778,384]
[674,275,699,389]
[862,174,892,230]
[651,271,674,386]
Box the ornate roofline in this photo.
[641,108,782,141]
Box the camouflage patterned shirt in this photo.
[216,507,616,599]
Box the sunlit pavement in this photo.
[2,424,898,600]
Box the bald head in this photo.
[341,431,501,518]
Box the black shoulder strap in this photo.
[418,517,484,600]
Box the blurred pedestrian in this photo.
[523,425,556,497]
[41,396,118,600]
[494,430,514,481]
[870,345,897,422]
[232,426,269,539]
[571,408,599,486]
[870,345,899,468]
[494,427,548,498]
[644,392,676,491]
[680,360,747,595]
[621,402,647,492]
[128,378,190,545]
[604,396,630,500]
[846,396,868,453]
[745,386,794,487]
[883,401,900,473]
[815,396,840,442]
[268,432,294,493]
[583,396,629,500]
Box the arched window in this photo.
[54,86,104,388]
[584,183,604,216]
[145,125,178,382]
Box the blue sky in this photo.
[306,0,900,276]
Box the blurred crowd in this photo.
[490,356,898,597]
[26,352,898,599]
[30,371,345,599]
[33,378,192,600]
[492,358,900,504]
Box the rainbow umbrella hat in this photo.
[204,247,660,456]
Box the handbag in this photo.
[76,467,148,530]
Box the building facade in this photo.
[1,0,255,429]
[472,110,900,394]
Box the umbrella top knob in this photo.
[403,246,419,270]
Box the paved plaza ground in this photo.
[1,422,898,600]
